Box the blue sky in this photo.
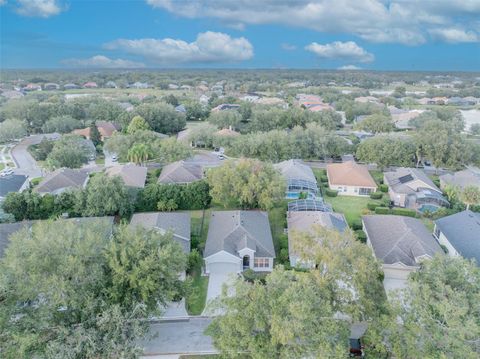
[1,0,479,70]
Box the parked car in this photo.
[217,154,225,160]
[1,167,14,177]
[111,155,118,162]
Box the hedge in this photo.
[351,219,363,231]
[320,175,329,183]
[367,202,379,211]
[370,192,383,200]
[325,189,338,197]
[392,208,417,218]
[355,230,367,243]
[375,207,391,214]
[379,184,388,193]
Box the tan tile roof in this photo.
[327,161,377,188]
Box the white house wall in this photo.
[204,251,242,274]
[330,184,376,197]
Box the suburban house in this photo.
[362,215,443,293]
[434,210,480,265]
[211,104,240,112]
[158,161,203,185]
[0,174,29,200]
[63,83,80,90]
[274,159,318,199]
[287,211,347,268]
[35,168,89,195]
[439,167,480,190]
[216,127,240,137]
[384,167,449,212]
[72,121,119,141]
[204,211,275,274]
[327,161,377,196]
[83,82,98,88]
[105,163,147,189]
[43,83,60,90]
[130,212,191,254]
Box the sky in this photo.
[0,0,479,71]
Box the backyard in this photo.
[323,195,382,226]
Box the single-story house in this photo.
[105,163,147,188]
[274,159,318,199]
[35,168,89,195]
[63,83,80,90]
[211,104,240,112]
[363,215,443,293]
[43,83,60,91]
[287,211,347,268]
[72,121,119,141]
[216,127,240,137]
[204,210,275,274]
[439,167,480,190]
[83,82,98,88]
[130,212,191,254]
[327,161,377,196]
[158,161,203,185]
[434,210,480,265]
[0,174,29,200]
[384,167,449,212]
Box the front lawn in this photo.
[186,272,209,315]
[323,195,381,226]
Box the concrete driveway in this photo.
[11,134,59,178]
[203,263,238,315]
[141,317,215,356]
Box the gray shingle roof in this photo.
[0,174,28,197]
[158,161,203,184]
[287,211,347,233]
[130,212,191,253]
[274,159,316,183]
[35,168,89,194]
[439,167,480,190]
[435,210,480,264]
[204,211,275,258]
[384,167,441,195]
[363,215,443,266]
[105,163,147,188]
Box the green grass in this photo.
[369,170,384,186]
[190,209,211,252]
[95,156,105,165]
[324,195,381,226]
[0,163,4,171]
[421,217,435,232]
[186,272,209,315]
[268,201,288,255]
[30,177,43,186]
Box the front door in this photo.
[243,255,250,269]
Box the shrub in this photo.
[367,202,379,211]
[379,184,388,193]
[392,208,417,218]
[370,192,383,200]
[325,189,338,197]
[375,207,392,215]
[278,234,288,250]
[320,175,329,183]
[351,219,363,231]
[355,230,367,243]
[187,249,203,275]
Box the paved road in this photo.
[10,134,59,178]
[141,317,215,356]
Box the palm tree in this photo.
[443,184,459,202]
[127,143,152,166]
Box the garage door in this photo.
[205,262,239,306]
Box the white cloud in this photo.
[62,55,145,69]
[146,0,480,45]
[338,65,361,70]
[15,0,63,17]
[429,28,479,43]
[281,43,296,51]
[306,41,374,63]
[104,31,254,64]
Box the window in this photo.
[359,188,373,195]
[434,226,441,239]
[254,258,269,268]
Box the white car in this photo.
[111,155,118,162]
[1,167,14,177]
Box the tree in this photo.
[356,135,416,170]
[29,137,54,160]
[459,185,480,210]
[208,110,242,130]
[105,225,187,311]
[89,122,102,146]
[81,173,132,217]
[355,114,394,133]
[208,228,387,358]
[158,137,192,164]
[133,103,186,134]
[207,159,285,210]
[470,123,480,136]
[127,115,150,134]
[392,86,406,98]
[42,115,82,134]
[185,101,208,121]
[0,218,186,357]
[46,135,91,169]
[443,183,459,202]
[127,143,153,165]
[371,256,480,358]
[0,118,27,143]
[163,94,179,107]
